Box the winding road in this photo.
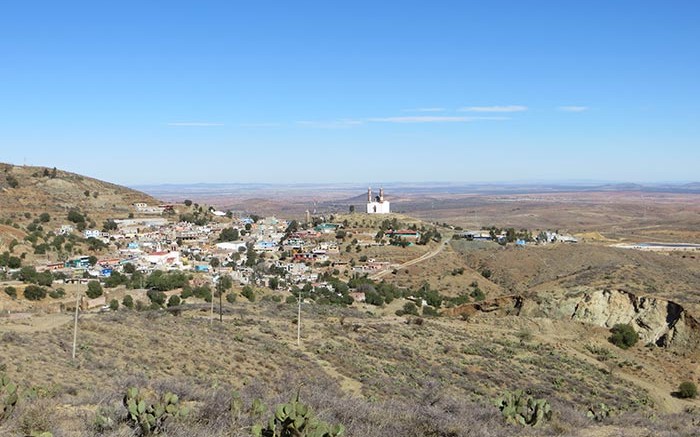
[369,236,452,281]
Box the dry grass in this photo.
[1,300,699,436]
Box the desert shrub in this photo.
[48,288,65,299]
[147,289,167,306]
[86,281,103,299]
[36,271,53,287]
[167,295,181,307]
[109,299,119,311]
[18,399,54,436]
[23,285,47,301]
[122,294,134,309]
[422,305,439,317]
[396,301,419,316]
[226,293,237,304]
[180,288,193,299]
[242,286,256,302]
[4,286,17,299]
[678,381,697,399]
[192,285,212,302]
[608,323,638,349]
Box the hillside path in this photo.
[369,236,452,281]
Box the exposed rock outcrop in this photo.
[444,289,700,350]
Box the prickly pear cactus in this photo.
[0,373,18,423]
[496,389,552,427]
[123,387,189,435]
[252,392,344,437]
[587,402,613,422]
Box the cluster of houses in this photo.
[31,194,580,302]
[457,229,578,245]
[36,203,386,294]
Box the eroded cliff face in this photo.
[444,289,700,350]
[564,289,698,347]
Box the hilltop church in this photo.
[366,187,390,214]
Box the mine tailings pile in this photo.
[443,289,700,350]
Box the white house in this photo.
[84,229,101,239]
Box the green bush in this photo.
[23,285,47,301]
[226,293,237,304]
[241,286,256,302]
[147,289,166,307]
[422,305,439,317]
[109,299,119,311]
[678,381,697,399]
[167,295,181,307]
[396,301,419,316]
[122,295,134,309]
[86,281,103,299]
[608,323,639,349]
[48,288,65,299]
[4,286,17,299]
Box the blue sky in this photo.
[1,1,698,185]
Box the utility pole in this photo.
[219,281,223,323]
[297,287,301,347]
[72,291,80,361]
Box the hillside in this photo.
[1,302,699,437]
[0,163,160,224]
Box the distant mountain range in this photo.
[133,181,700,200]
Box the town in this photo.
[1,188,581,316]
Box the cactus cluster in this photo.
[0,373,18,423]
[587,402,613,422]
[123,387,189,435]
[496,389,552,427]
[252,393,344,437]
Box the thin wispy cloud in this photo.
[458,105,528,113]
[239,122,283,127]
[402,107,446,112]
[296,119,364,128]
[167,122,224,126]
[368,116,508,123]
[558,106,589,112]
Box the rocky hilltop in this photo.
[0,163,160,221]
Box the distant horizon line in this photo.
[130,179,700,188]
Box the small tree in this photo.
[609,323,639,349]
[122,294,134,309]
[167,295,181,307]
[86,281,103,299]
[241,285,256,302]
[147,289,166,307]
[4,286,17,299]
[24,285,47,301]
[109,299,119,311]
[678,381,697,399]
[396,301,419,316]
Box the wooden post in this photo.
[219,282,223,323]
[297,288,301,347]
[72,291,80,361]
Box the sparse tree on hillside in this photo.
[86,281,103,299]
[609,323,639,349]
[122,294,134,309]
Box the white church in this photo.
[366,187,391,214]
